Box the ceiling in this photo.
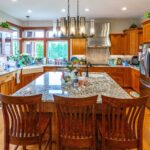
[0,0,149,21]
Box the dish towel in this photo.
[16,70,21,84]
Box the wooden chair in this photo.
[0,94,52,150]
[54,94,98,150]
[98,95,148,150]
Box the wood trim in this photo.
[123,27,143,32]
[22,38,45,41]
[110,33,124,36]
[6,21,22,29]
[0,27,13,33]
[142,19,150,25]
[21,27,52,31]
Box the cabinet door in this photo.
[72,39,86,55]
[131,69,140,93]
[22,74,35,86]
[44,67,56,72]
[110,34,124,55]
[0,80,14,95]
[143,23,150,43]
[129,30,138,55]
[108,68,124,87]
[124,68,131,87]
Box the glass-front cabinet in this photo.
[0,28,13,56]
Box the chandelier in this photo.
[52,0,95,38]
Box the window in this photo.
[12,27,20,56]
[23,41,44,58]
[47,41,68,60]
[23,30,44,38]
[46,30,61,38]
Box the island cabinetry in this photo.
[71,38,86,55]
[143,20,150,43]
[131,69,140,93]
[0,72,16,95]
[44,66,57,72]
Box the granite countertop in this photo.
[13,72,131,103]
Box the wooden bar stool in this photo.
[0,94,52,150]
[54,94,98,150]
[97,95,148,150]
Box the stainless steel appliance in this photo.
[140,43,150,108]
[131,56,139,65]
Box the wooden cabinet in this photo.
[124,29,138,55]
[110,34,125,55]
[123,68,131,88]
[131,69,140,93]
[143,20,150,43]
[123,28,142,55]
[71,39,86,55]
[108,68,125,87]
[0,72,16,95]
[22,72,43,87]
[44,66,56,72]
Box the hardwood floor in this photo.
[0,108,150,150]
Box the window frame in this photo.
[46,40,69,61]
[23,40,44,58]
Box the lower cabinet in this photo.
[44,66,56,72]
[131,69,140,93]
[0,80,14,95]
[22,72,43,87]
[0,72,16,95]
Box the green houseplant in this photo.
[144,12,150,19]
[0,22,11,29]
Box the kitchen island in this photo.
[14,72,130,102]
[13,71,131,149]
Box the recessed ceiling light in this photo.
[61,9,66,12]
[85,8,90,12]
[27,9,32,13]
[121,7,127,11]
[11,0,17,2]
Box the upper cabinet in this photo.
[110,28,142,55]
[110,34,125,55]
[0,28,13,56]
[143,20,150,43]
[124,28,142,55]
[71,38,86,55]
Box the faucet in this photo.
[85,62,92,77]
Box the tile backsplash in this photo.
[86,48,110,64]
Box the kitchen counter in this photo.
[13,72,131,103]
[0,64,139,76]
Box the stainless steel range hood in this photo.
[87,23,111,48]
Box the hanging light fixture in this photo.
[57,0,95,38]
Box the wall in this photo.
[94,18,141,34]
[0,11,22,26]
[21,18,141,34]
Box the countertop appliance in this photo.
[131,56,139,65]
[140,43,150,108]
